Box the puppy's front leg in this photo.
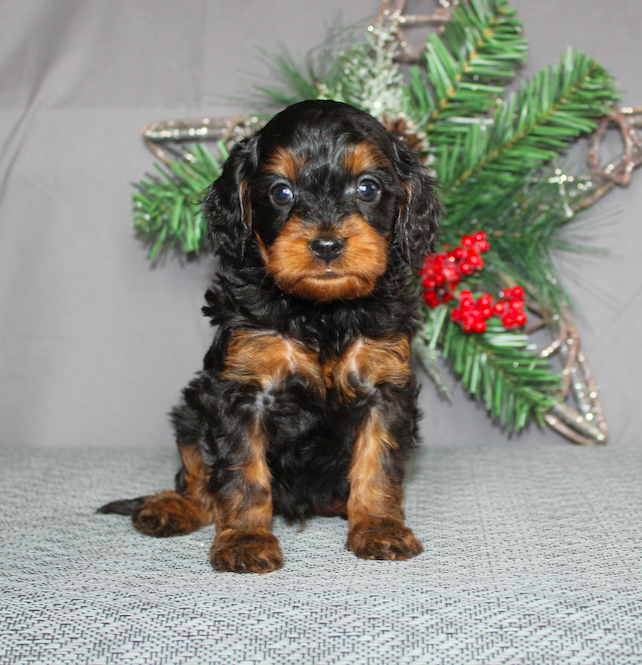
[209,421,283,574]
[346,403,423,561]
[335,336,423,561]
[209,330,323,573]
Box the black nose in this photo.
[309,236,346,263]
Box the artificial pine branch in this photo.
[133,143,226,259]
[405,0,527,133]
[437,49,619,221]
[447,170,590,312]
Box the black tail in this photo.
[96,496,150,516]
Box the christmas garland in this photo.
[132,0,642,444]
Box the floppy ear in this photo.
[203,136,257,262]
[391,139,442,270]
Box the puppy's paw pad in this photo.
[348,519,423,561]
[210,530,283,574]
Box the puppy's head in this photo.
[206,100,441,301]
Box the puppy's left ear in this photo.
[392,139,443,270]
[203,136,257,262]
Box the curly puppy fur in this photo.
[99,100,441,573]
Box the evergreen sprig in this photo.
[437,49,618,222]
[405,0,527,133]
[423,46,619,312]
[133,143,226,259]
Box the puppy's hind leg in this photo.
[98,444,216,538]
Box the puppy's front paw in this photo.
[348,518,423,561]
[210,529,283,573]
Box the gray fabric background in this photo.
[0,0,641,450]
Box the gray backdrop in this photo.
[1,0,641,450]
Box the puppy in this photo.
[99,100,441,573]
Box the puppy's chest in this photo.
[221,329,411,398]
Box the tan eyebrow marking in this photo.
[262,146,304,181]
[343,142,388,177]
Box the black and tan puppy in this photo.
[100,100,441,573]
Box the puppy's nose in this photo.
[309,236,346,263]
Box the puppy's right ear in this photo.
[203,136,257,261]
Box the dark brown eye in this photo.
[271,184,294,206]
[356,178,380,202]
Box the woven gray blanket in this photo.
[2,444,641,664]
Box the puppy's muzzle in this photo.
[309,236,346,264]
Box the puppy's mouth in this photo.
[317,269,340,279]
[288,273,377,301]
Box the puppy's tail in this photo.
[96,496,150,516]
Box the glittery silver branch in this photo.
[142,116,263,166]
[375,0,453,63]
[575,106,642,211]
[534,307,608,445]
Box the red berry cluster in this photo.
[421,231,489,307]
[451,287,527,333]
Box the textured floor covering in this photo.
[2,443,642,664]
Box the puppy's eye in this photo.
[271,184,294,206]
[356,178,380,203]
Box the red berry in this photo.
[451,308,461,321]
[502,312,516,327]
[514,312,527,326]
[474,231,486,242]
[478,294,493,308]
[454,247,465,259]
[424,291,439,306]
[476,240,489,252]
[442,293,452,303]
[461,235,475,248]
[467,251,482,267]
[493,302,506,316]
[473,320,486,333]
[512,286,524,298]
[443,266,459,282]
[460,262,473,275]
[509,298,524,311]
